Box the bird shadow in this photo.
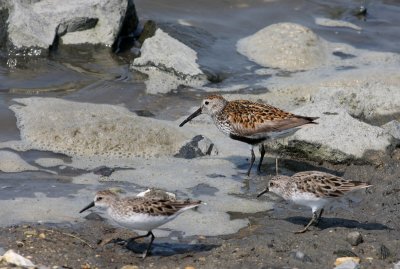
[285,216,391,231]
[125,240,219,257]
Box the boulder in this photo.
[0,0,137,54]
[9,97,191,158]
[264,101,395,164]
[237,23,327,71]
[131,28,208,94]
[313,83,400,123]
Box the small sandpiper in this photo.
[257,171,372,233]
[80,190,201,258]
[179,95,318,176]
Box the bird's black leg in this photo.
[247,147,256,176]
[314,208,324,225]
[257,144,265,174]
[142,231,155,259]
[295,211,319,234]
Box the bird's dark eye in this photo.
[97,197,103,201]
[205,101,209,105]
[269,182,274,187]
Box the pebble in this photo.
[289,250,312,263]
[346,231,363,246]
[393,261,400,269]
[334,257,360,267]
[120,266,139,269]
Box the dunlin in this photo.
[80,190,201,258]
[179,95,318,176]
[257,171,371,233]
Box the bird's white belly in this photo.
[290,192,328,213]
[110,212,175,231]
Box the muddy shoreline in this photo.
[1,158,399,269]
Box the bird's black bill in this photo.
[179,107,202,127]
[257,187,269,198]
[79,201,95,213]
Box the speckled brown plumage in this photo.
[112,197,201,217]
[291,171,371,198]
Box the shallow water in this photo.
[0,0,399,236]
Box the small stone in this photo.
[198,257,206,262]
[393,261,400,269]
[39,233,46,239]
[120,265,139,269]
[24,230,38,236]
[289,250,312,262]
[2,249,35,267]
[84,212,104,221]
[334,257,360,267]
[185,267,196,269]
[175,135,218,159]
[16,241,24,248]
[346,231,363,246]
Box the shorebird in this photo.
[179,95,318,176]
[257,171,371,233]
[80,190,201,258]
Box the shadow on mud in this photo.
[124,241,219,257]
[285,216,391,231]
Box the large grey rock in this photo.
[237,23,327,71]
[313,83,400,122]
[131,28,208,94]
[264,101,395,164]
[1,0,137,53]
[9,97,191,158]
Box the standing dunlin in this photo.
[179,95,318,176]
[257,171,372,233]
[80,190,201,258]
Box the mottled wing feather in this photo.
[122,198,201,216]
[293,171,371,198]
[223,100,316,136]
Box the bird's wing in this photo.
[126,198,201,216]
[224,100,317,137]
[293,171,371,198]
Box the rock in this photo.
[93,166,115,177]
[382,120,400,140]
[1,0,138,54]
[394,261,400,269]
[1,249,35,268]
[264,101,395,164]
[120,265,139,269]
[289,250,312,263]
[313,83,400,123]
[0,150,39,173]
[237,23,327,71]
[131,28,208,94]
[174,135,218,159]
[334,259,360,269]
[315,18,362,31]
[346,231,363,246]
[8,97,191,158]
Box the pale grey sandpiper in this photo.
[179,94,318,176]
[79,190,201,258]
[257,171,372,233]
